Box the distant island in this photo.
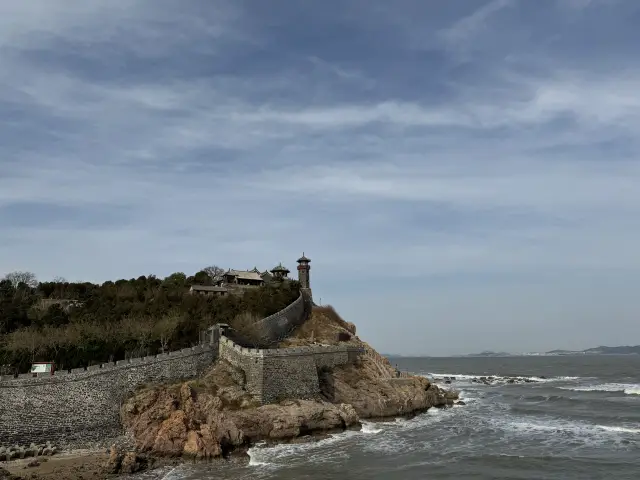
[463,345,640,357]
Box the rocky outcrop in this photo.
[0,443,58,461]
[104,445,149,475]
[121,361,361,459]
[320,345,457,417]
[120,306,461,460]
[0,467,19,480]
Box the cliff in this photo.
[120,306,458,459]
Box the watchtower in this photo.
[297,253,311,292]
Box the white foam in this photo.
[559,383,640,395]
[246,430,359,467]
[361,422,382,434]
[424,372,579,385]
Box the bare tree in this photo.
[52,276,67,283]
[203,265,225,282]
[3,271,38,288]
[153,310,181,353]
[233,311,264,347]
[4,326,46,362]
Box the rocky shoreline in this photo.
[1,310,463,479]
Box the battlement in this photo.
[218,333,363,403]
[0,285,362,449]
[0,345,213,386]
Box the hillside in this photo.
[0,274,300,374]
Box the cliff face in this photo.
[121,361,360,459]
[121,307,458,459]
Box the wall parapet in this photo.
[218,333,363,403]
[0,345,214,386]
[255,292,309,345]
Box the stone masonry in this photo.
[0,286,362,449]
[218,335,363,404]
[0,345,216,448]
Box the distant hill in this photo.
[462,351,515,357]
[545,345,640,355]
[581,345,640,355]
[462,346,640,357]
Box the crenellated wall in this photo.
[217,335,363,404]
[0,290,361,449]
[0,345,216,448]
[254,291,311,345]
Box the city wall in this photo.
[0,345,216,448]
[0,290,362,448]
[217,335,364,404]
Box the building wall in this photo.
[0,346,216,448]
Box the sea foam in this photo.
[559,383,640,396]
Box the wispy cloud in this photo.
[0,0,639,354]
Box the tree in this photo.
[4,271,38,288]
[153,311,181,353]
[4,326,46,362]
[193,270,211,285]
[203,265,224,282]
[162,272,187,288]
[52,276,67,283]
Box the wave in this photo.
[424,372,580,385]
[247,430,360,467]
[360,422,382,434]
[558,383,640,396]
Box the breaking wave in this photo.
[558,383,640,396]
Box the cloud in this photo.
[0,0,638,354]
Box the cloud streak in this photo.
[0,0,639,355]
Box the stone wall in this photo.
[218,335,363,404]
[0,345,216,448]
[255,292,309,345]
[0,290,357,448]
[218,337,264,401]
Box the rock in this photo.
[456,400,466,406]
[104,445,122,474]
[26,459,40,468]
[120,451,146,474]
[0,467,19,480]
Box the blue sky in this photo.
[1,0,639,355]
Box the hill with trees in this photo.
[0,268,300,375]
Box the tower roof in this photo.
[297,253,311,263]
[270,262,290,273]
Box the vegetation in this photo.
[0,269,300,374]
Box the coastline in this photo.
[1,399,461,480]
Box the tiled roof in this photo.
[225,269,264,281]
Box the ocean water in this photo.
[140,356,640,480]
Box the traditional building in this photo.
[222,269,264,286]
[189,285,229,296]
[190,254,311,297]
[270,262,290,281]
[297,253,311,292]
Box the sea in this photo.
[136,355,640,479]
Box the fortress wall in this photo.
[0,291,361,448]
[219,335,364,404]
[255,292,309,344]
[218,337,264,401]
[0,345,216,448]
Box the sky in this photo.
[1,0,639,356]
